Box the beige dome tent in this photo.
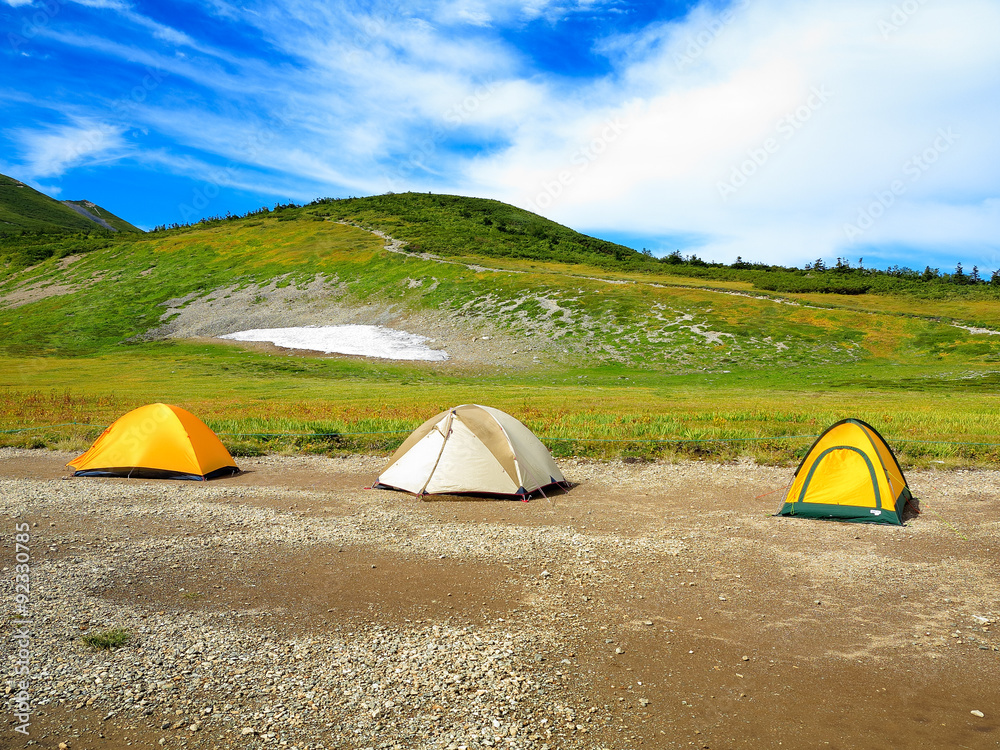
[374,404,566,500]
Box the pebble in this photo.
[5,450,997,750]
[0,457,606,750]
[971,710,985,718]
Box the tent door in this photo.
[796,445,882,511]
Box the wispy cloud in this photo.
[11,120,128,178]
[2,0,998,268]
[69,0,200,48]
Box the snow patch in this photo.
[953,324,1000,336]
[220,325,449,361]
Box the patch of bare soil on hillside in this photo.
[0,256,100,309]
[0,280,85,310]
[2,449,998,750]
[138,267,548,369]
[132,222,705,369]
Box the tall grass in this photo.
[3,372,998,467]
[80,628,131,651]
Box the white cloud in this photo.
[424,0,622,26]
[12,120,128,178]
[462,0,1000,265]
[9,0,998,267]
[64,0,212,52]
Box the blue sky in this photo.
[2,0,998,272]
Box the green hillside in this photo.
[5,196,1000,364]
[2,193,1000,465]
[309,192,639,265]
[0,173,141,236]
[308,193,1000,300]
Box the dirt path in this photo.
[2,450,998,749]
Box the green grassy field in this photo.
[3,197,1000,468]
[3,345,999,468]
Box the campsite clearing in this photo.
[2,449,998,750]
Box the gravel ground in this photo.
[2,449,999,749]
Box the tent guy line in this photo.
[6,422,1000,447]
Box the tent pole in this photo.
[416,410,455,498]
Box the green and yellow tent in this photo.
[777,418,912,525]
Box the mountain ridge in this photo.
[0,173,142,235]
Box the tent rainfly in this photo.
[776,418,913,525]
[374,404,566,500]
[68,403,239,481]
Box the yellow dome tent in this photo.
[68,403,239,481]
[374,404,566,500]
[777,418,912,525]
